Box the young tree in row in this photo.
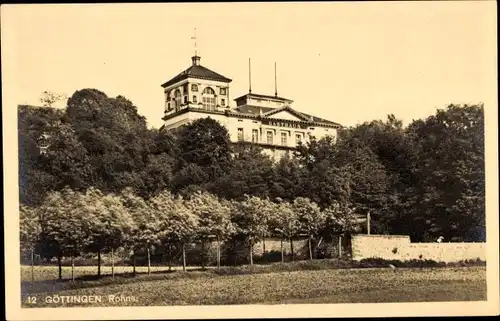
[231,196,274,265]
[293,197,325,260]
[119,188,157,275]
[39,188,93,280]
[269,200,299,262]
[83,188,134,278]
[150,191,198,271]
[19,205,42,282]
[185,191,234,269]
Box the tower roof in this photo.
[161,56,232,88]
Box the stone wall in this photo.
[351,234,486,262]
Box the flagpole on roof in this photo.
[274,62,278,97]
[249,58,252,93]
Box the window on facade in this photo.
[184,96,188,104]
[191,84,198,92]
[281,132,287,146]
[183,83,188,93]
[220,88,226,95]
[174,89,181,111]
[296,134,302,144]
[252,129,259,143]
[203,87,215,94]
[221,99,225,107]
[237,128,244,141]
[267,131,273,144]
[167,102,171,110]
[202,97,216,110]
[193,95,197,103]
[202,87,216,111]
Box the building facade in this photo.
[161,55,342,161]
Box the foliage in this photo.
[293,197,325,237]
[185,191,234,242]
[231,196,274,243]
[39,91,67,107]
[269,200,299,239]
[18,87,486,250]
[19,205,41,251]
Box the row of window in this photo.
[191,84,227,95]
[167,85,226,97]
[167,97,226,111]
[237,128,303,146]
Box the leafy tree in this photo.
[38,188,94,280]
[337,115,417,235]
[83,188,134,277]
[321,201,356,236]
[65,89,151,194]
[38,123,94,191]
[172,163,209,195]
[185,191,234,268]
[150,192,198,271]
[231,196,274,265]
[119,188,157,275]
[406,104,485,241]
[293,197,325,260]
[19,205,41,282]
[268,200,299,262]
[176,117,231,168]
[271,153,304,202]
[174,118,232,192]
[213,144,275,200]
[18,105,64,205]
[294,136,352,209]
[140,153,175,199]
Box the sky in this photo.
[2,2,497,129]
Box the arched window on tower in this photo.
[202,87,216,111]
[173,89,181,111]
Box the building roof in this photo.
[234,92,293,103]
[298,111,342,127]
[233,104,342,127]
[161,62,232,88]
[233,105,275,115]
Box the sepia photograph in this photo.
[2,2,499,320]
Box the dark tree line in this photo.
[19,88,485,243]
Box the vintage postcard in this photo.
[2,2,499,320]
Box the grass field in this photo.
[21,265,486,307]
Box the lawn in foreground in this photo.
[21,266,486,307]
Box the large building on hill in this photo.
[160,54,342,161]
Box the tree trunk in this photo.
[97,250,102,277]
[308,236,313,260]
[57,253,62,280]
[31,248,35,283]
[182,243,187,272]
[216,236,221,270]
[132,249,136,277]
[290,238,294,261]
[263,236,266,253]
[280,238,284,263]
[71,255,75,282]
[233,239,237,267]
[111,248,115,278]
[147,246,151,275]
[168,244,172,272]
[201,241,206,269]
[249,239,253,265]
[338,235,342,258]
